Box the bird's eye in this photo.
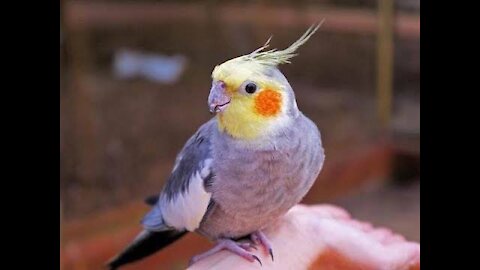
[245,83,257,94]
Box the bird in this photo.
[107,23,326,269]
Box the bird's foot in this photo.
[189,238,262,266]
[251,230,274,262]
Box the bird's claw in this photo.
[189,238,264,266]
[251,230,275,262]
[252,255,262,266]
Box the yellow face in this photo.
[208,23,322,140]
[210,60,288,140]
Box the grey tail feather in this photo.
[106,229,187,270]
[144,194,160,206]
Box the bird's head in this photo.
[208,23,322,140]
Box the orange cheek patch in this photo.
[254,89,282,117]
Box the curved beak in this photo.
[208,81,231,114]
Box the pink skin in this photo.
[188,204,420,270]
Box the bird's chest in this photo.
[202,142,311,238]
[212,150,298,212]
[197,123,323,239]
[212,140,303,220]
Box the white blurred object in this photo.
[113,49,187,84]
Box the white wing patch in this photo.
[171,154,183,173]
[161,158,213,231]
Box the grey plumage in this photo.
[141,120,215,232]
[109,65,325,268]
[163,125,213,200]
[197,111,323,239]
[195,68,324,239]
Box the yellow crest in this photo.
[236,21,324,67]
[212,21,324,87]
[212,22,324,140]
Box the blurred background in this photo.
[60,0,419,269]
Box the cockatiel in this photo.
[108,23,326,269]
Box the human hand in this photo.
[188,204,420,270]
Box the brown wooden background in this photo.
[60,1,419,269]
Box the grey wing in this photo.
[142,120,215,232]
